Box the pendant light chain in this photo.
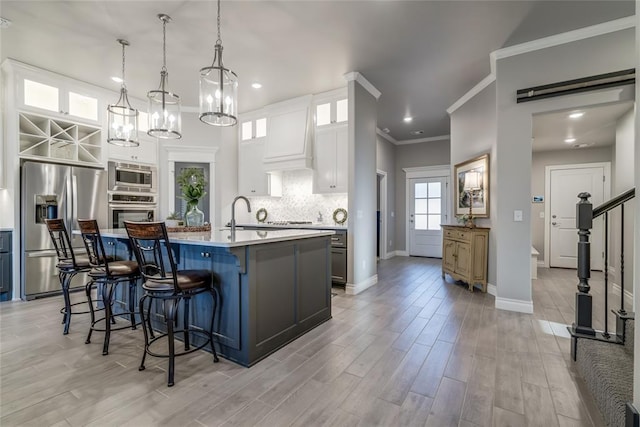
[120,41,127,90]
[216,0,222,45]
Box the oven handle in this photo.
[115,167,153,174]
[108,204,157,209]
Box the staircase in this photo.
[568,188,636,427]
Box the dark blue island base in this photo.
[104,232,333,367]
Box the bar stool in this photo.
[45,218,93,335]
[124,221,219,387]
[78,219,140,355]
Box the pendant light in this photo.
[107,39,138,146]
[199,0,238,126]
[147,14,182,139]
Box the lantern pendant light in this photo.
[107,39,139,146]
[147,13,182,139]
[199,0,238,126]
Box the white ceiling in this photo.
[532,101,634,152]
[0,1,634,142]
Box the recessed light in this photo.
[564,138,576,143]
[251,83,262,89]
[573,143,590,148]
[410,130,424,135]
[111,76,123,83]
[403,116,413,123]
[569,112,584,119]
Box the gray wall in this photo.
[395,140,450,252]
[494,27,635,305]
[450,82,497,285]
[530,146,613,261]
[377,135,396,255]
[611,107,635,293]
[347,81,378,286]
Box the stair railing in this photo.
[571,188,635,350]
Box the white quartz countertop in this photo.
[90,228,335,248]
[237,223,347,231]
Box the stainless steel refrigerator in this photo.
[21,161,107,299]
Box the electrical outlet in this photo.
[539,211,544,218]
[514,210,523,222]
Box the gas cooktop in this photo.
[266,221,313,225]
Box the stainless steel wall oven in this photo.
[108,193,157,229]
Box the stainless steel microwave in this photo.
[108,161,157,193]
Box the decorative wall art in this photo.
[454,154,490,218]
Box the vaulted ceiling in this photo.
[0,1,634,142]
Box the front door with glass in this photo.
[409,177,448,257]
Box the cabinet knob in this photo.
[107,241,115,246]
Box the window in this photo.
[414,181,442,230]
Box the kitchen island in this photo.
[97,228,334,367]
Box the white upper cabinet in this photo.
[238,138,282,197]
[107,97,157,165]
[17,66,103,126]
[263,95,313,171]
[315,97,348,127]
[313,124,348,194]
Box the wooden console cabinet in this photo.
[441,225,489,292]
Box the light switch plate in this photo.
[514,210,523,222]
[539,211,545,218]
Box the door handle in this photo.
[552,215,557,219]
[552,222,558,226]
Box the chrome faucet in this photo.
[230,196,251,234]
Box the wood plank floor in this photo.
[0,256,611,426]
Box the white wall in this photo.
[450,82,497,286]
[493,27,635,309]
[347,80,378,291]
[376,135,396,254]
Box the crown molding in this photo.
[447,74,495,115]
[344,71,382,100]
[376,128,397,144]
[447,16,635,116]
[394,134,450,145]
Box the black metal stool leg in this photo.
[210,289,219,363]
[139,295,149,372]
[183,296,190,351]
[60,272,67,325]
[129,279,137,329]
[165,298,177,387]
[102,283,114,356]
[62,272,75,335]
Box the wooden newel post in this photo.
[574,192,595,336]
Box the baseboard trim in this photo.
[395,250,409,257]
[346,274,378,295]
[384,251,396,260]
[495,296,534,314]
[487,283,496,297]
[611,282,634,303]
[537,260,545,268]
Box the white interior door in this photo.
[409,177,448,257]
[549,166,606,270]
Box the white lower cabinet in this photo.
[108,136,157,165]
[238,138,282,197]
[313,124,348,194]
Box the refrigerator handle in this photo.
[65,175,73,232]
[71,174,78,230]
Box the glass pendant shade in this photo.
[107,39,139,146]
[199,44,238,126]
[147,14,182,139]
[147,70,182,139]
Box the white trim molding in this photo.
[403,165,450,179]
[346,274,378,295]
[394,134,450,146]
[447,16,635,116]
[495,296,534,314]
[611,282,634,306]
[344,71,382,100]
[377,128,397,144]
[447,74,496,115]
[395,250,409,257]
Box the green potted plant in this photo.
[176,168,207,227]
[165,212,183,228]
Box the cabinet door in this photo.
[313,128,336,193]
[108,137,157,165]
[455,242,472,278]
[238,139,268,196]
[333,126,348,192]
[0,253,11,293]
[331,248,347,284]
[442,239,457,271]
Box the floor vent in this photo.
[516,68,635,103]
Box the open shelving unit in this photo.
[18,112,102,166]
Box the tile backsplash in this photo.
[237,169,347,225]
